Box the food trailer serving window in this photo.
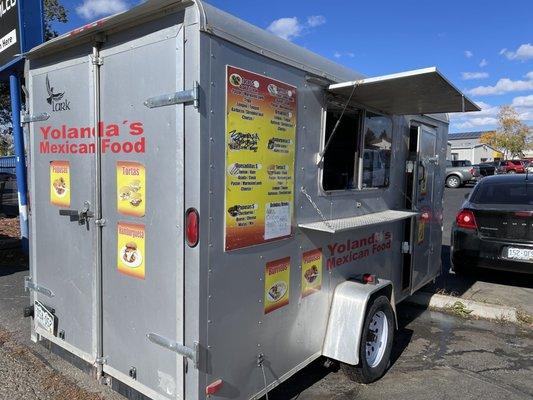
[362,113,392,188]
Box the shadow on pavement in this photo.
[264,304,425,400]
[424,245,533,298]
[0,239,28,277]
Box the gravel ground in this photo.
[0,329,106,400]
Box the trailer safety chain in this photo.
[300,187,335,231]
[317,82,359,165]
[257,354,269,400]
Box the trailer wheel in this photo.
[341,295,395,384]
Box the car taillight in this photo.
[469,168,475,175]
[515,211,533,218]
[456,209,477,230]
[186,208,199,247]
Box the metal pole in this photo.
[92,43,104,380]
[9,73,29,253]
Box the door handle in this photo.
[59,201,94,225]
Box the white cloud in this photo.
[464,50,473,58]
[468,71,533,96]
[461,72,489,80]
[512,94,533,108]
[267,14,326,41]
[479,58,488,67]
[334,51,355,59]
[333,51,341,58]
[500,43,533,60]
[76,0,129,20]
[267,17,303,40]
[454,117,499,129]
[307,15,326,27]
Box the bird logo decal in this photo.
[46,75,65,105]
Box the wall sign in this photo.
[224,66,297,251]
[0,0,44,75]
[117,222,145,279]
[264,257,290,314]
[117,161,145,217]
[301,249,322,297]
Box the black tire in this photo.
[341,296,395,384]
[507,169,516,174]
[446,175,461,188]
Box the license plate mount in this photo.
[506,247,533,262]
[34,300,56,335]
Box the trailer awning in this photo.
[328,67,480,115]
[298,209,418,234]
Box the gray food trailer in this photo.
[23,1,479,399]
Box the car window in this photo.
[471,181,533,205]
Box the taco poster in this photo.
[50,161,71,207]
[264,257,290,314]
[117,222,145,279]
[301,248,323,297]
[225,66,297,251]
[117,161,145,217]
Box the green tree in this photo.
[0,0,68,155]
[480,105,531,158]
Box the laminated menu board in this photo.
[224,66,297,251]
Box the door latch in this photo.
[59,201,94,225]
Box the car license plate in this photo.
[34,300,55,335]
[507,247,533,262]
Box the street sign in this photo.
[0,0,44,75]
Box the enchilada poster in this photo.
[301,248,323,297]
[224,66,297,251]
[50,161,71,207]
[117,222,146,280]
[264,257,290,314]
[116,161,145,217]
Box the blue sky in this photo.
[56,0,533,133]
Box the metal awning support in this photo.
[328,67,480,115]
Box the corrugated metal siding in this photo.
[0,156,16,175]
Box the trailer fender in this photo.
[322,279,396,366]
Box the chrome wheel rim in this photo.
[365,311,388,368]
[448,177,459,187]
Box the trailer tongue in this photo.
[24,1,478,399]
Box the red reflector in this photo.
[456,209,477,230]
[206,379,223,395]
[186,208,199,247]
[362,274,375,284]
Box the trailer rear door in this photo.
[28,48,97,363]
[99,19,185,400]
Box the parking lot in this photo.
[0,185,531,400]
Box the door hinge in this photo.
[91,55,103,66]
[95,356,107,365]
[94,218,106,227]
[144,81,199,109]
[21,112,50,124]
[24,276,54,298]
[401,241,411,254]
[147,333,199,369]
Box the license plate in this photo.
[507,247,533,262]
[34,300,55,335]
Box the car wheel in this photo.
[341,296,395,384]
[507,170,516,174]
[446,175,461,188]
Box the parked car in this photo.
[522,160,533,173]
[494,160,525,174]
[451,174,533,274]
[471,162,496,180]
[445,160,474,188]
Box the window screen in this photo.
[362,113,392,188]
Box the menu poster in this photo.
[117,222,146,280]
[224,66,297,251]
[264,257,290,314]
[301,248,323,297]
[50,161,71,207]
[117,161,146,217]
